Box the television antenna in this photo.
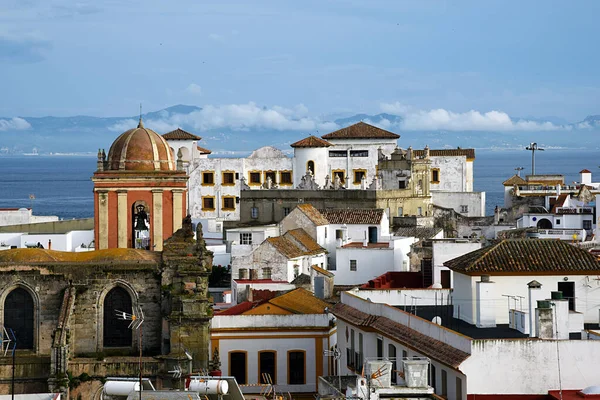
[514,167,524,177]
[323,346,342,391]
[116,305,144,400]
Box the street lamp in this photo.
[525,143,544,176]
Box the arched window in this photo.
[132,201,150,250]
[4,288,34,349]
[103,287,132,347]
[307,161,315,175]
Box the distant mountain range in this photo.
[1,105,599,155]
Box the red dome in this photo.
[107,119,175,171]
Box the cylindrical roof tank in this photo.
[188,379,229,395]
[103,381,140,396]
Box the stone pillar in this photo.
[117,190,128,248]
[152,189,163,251]
[98,190,109,250]
[173,189,184,233]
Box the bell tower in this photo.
[93,118,188,251]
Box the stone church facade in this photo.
[0,120,213,397]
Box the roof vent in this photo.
[551,291,563,300]
[480,275,491,283]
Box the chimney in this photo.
[494,206,500,224]
[48,239,52,250]
[556,183,561,196]
[527,280,543,337]
[476,275,496,327]
[363,231,368,247]
[580,169,592,185]
[403,359,429,388]
[551,291,569,339]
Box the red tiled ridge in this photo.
[319,208,384,225]
[196,145,212,154]
[333,303,470,368]
[290,135,332,148]
[162,128,201,140]
[580,169,592,173]
[502,175,527,186]
[414,148,475,160]
[444,239,600,275]
[296,204,329,226]
[321,122,400,140]
[284,228,326,255]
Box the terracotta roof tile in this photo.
[333,303,470,368]
[502,175,528,186]
[341,242,389,249]
[215,300,265,315]
[444,239,600,275]
[196,145,212,154]
[266,236,305,259]
[311,264,334,277]
[550,194,568,213]
[162,128,201,140]
[413,148,475,159]
[321,122,400,140]
[290,135,332,148]
[284,228,326,255]
[269,288,329,314]
[580,169,592,173]
[296,204,329,226]
[318,208,384,225]
[393,227,442,239]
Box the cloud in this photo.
[0,117,32,131]
[108,102,337,133]
[379,102,563,131]
[185,83,202,96]
[0,33,52,63]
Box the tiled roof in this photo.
[393,227,442,240]
[341,242,389,249]
[413,148,475,160]
[296,204,329,226]
[0,248,160,264]
[266,236,305,259]
[550,194,568,213]
[216,300,265,315]
[502,175,527,186]
[580,169,592,173]
[162,128,201,140]
[269,288,329,314]
[284,228,326,255]
[290,135,332,148]
[197,145,212,154]
[312,264,334,277]
[319,208,384,225]
[321,122,400,140]
[444,239,600,275]
[333,303,470,368]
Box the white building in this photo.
[431,240,482,288]
[211,288,336,394]
[0,208,58,227]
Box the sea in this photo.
[0,149,598,219]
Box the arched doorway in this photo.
[103,287,133,347]
[4,288,34,349]
[537,218,552,229]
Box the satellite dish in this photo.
[432,316,442,325]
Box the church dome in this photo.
[107,119,175,171]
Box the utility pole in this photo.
[525,143,544,176]
[2,328,17,400]
[116,306,144,400]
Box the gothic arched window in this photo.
[103,287,133,347]
[4,288,34,349]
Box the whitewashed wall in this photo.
[432,241,481,287]
[429,156,468,192]
[432,191,486,217]
[349,288,453,306]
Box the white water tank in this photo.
[103,381,140,396]
[188,379,229,395]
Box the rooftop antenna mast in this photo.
[525,143,544,175]
[514,167,524,177]
[116,305,144,400]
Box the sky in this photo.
[1,0,600,128]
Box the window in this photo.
[336,229,343,239]
[376,337,383,358]
[456,377,463,400]
[460,205,469,213]
[398,207,403,216]
[202,196,215,211]
[259,351,276,384]
[398,180,407,189]
[240,232,252,245]
[293,265,299,278]
[238,268,248,279]
[280,171,293,185]
[417,207,423,216]
[324,227,328,239]
[431,365,437,392]
[222,171,235,186]
[556,219,561,225]
[328,258,336,271]
[307,161,315,174]
[402,350,408,360]
[283,207,291,216]
[584,220,592,230]
[4,288,34,349]
[251,207,259,219]
[249,171,261,185]
[230,352,247,384]
[288,351,305,385]
[222,196,235,211]
[262,268,272,279]
[264,171,277,184]
[350,260,357,271]
[202,171,215,185]
[388,344,397,384]
[329,150,347,157]
[350,150,368,157]
[353,169,367,184]
[431,168,440,183]
[332,170,345,184]
[103,287,132,348]
[441,370,447,397]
